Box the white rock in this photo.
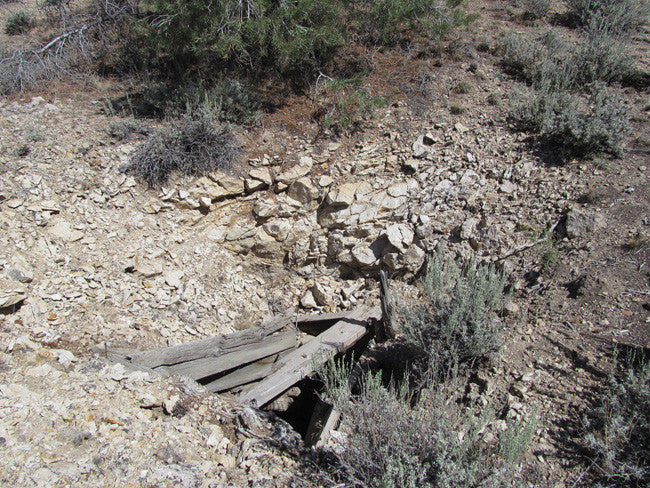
[287,177,319,204]
[164,269,185,289]
[0,278,27,308]
[385,224,414,253]
[48,220,84,242]
[326,183,358,206]
[300,290,317,309]
[351,246,377,267]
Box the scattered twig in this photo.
[496,221,560,262]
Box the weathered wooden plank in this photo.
[378,270,397,342]
[239,305,379,407]
[165,330,299,381]
[202,355,278,393]
[129,313,294,368]
[305,398,340,447]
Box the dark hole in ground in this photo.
[270,377,323,441]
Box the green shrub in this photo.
[107,117,146,140]
[398,246,507,372]
[521,0,551,20]
[5,11,32,35]
[123,112,240,186]
[582,352,650,487]
[139,0,475,79]
[571,15,634,84]
[511,82,628,157]
[567,0,650,35]
[317,360,532,488]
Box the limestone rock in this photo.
[135,258,164,278]
[287,177,319,204]
[248,167,273,187]
[0,278,27,308]
[326,183,358,207]
[351,245,378,267]
[300,290,317,309]
[565,209,605,239]
[385,223,414,253]
[276,158,313,185]
[48,220,84,242]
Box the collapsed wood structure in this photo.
[105,274,399,444]
[107,304,388,406]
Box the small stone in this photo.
[500,180,517,194]
[318,175,334,187]
[300,290,317,309]
[248,167,273,186]
[276,159,313,185]
[565,209,605,239]
[0,278,27,308]
[351,245,377,267]
[387,182,408,198]
[48,220,84,242]
[454,122,468,133]
[503,301,520,316]
[135,258,164,278]
[164,269,185,289]
[312,282,333,308]
[385,223,414,253]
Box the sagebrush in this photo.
[123,113,240,186]
[398,247,508,372]
[582,352,650,487]
[315,359,534,488]
[4,10,32,35]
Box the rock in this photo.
[287,177,319,204]
[565,209,605,239]
[499,180,517,194]
[387,182,408,198]
[48,220,84,242]
[135,258,164,278]
[300,290,317,309]
[351,245,378,267]
[248,167,273,186]
[460,217,480,240]
[0,278,27,308]
[7,255,34,283]
[503,300,520,316]
[214,175,245,197]
[206,425,225,448]
[245,178,266,193]
[326,183,358,207]
[412,133,436,158]
[262,220,291,242]
[312,282,334,308]
[318,175,334,187]
[253,197,279,220]
[164,269,185,289]
[454,122,468,133]
[276,158,313,185]
[251,228,283,259]
[404,244,426,272]
[385,223,414,253]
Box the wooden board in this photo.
[239,305,379,407]
[166,330,299,381]
[128,313,294,368]
[202,355,278,393]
